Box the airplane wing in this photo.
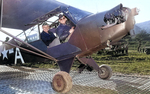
[0,0,68,30]
[0,0,92,31]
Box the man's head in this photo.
[58,14,67,24]
[42,22,49,33]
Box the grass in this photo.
[22,61,59,69]
[22,50,150,75]
[93,50,150,75]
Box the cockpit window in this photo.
[67,6,92,22]
[16,32,26,42]
[25,25,40,43]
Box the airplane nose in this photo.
[103,4,130,27]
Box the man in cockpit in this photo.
[41,22,56,47]
[56,14,74,42]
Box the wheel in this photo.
[52,71,72,93]
[98,64,112,80]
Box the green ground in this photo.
[93,50,150,75]
[23,50,150,75]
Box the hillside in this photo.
[136,21,150,34]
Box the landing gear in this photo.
[98,64,112,80]
[52,71,72,93]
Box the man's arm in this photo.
[41,31,56,40]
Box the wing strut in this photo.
[0,28,57,61]
[0,0,3,27]
[0,40,53,60]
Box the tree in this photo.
[134,30,150,52]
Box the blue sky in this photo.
[57,0,150,23]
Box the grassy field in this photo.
[23,50,150,75]
[93,50,150,75]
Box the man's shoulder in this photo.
[41,31,47,35]
[41,31,44,35]
[41,31,49,37]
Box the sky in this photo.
[0,0,150,45]
[57,0,150,23]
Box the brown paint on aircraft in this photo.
[69,7,138,58]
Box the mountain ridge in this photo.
[135,20,150,34]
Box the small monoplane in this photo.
[0,0,139,93]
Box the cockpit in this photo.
[12,6,91,50]
[15,6,92,48]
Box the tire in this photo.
[98,64,112,80]
[52,71,72,93]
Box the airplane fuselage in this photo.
[69,6,138,58]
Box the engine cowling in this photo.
[104,4,130,25]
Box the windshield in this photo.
[67,6,92,22]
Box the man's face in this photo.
[59,16,67,24]
[42,25,49,33]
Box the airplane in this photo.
[0,0,139,93]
